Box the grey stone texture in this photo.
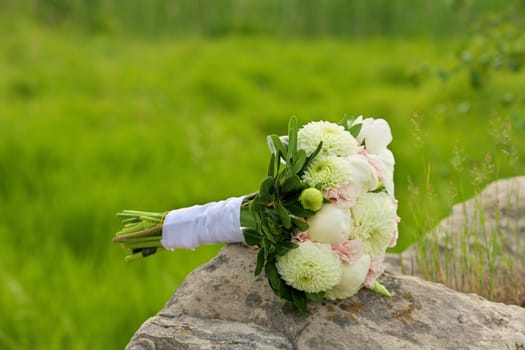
[385,176,525,305]
[127,243,525,349]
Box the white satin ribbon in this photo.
[160,196,245,250]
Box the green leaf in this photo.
[240,206,256,228]
[281,175,303,194]
[279,284,293,302]
[275,241,297,256]
[242,228,261,246]
[287,116,298,160]
[348,123,362,138]
[339,116,362,138]
[267,135,277,155]
[275,201,292,229]
[338,115,353,130]
[249,196,265,214]
[266,243,276,257]
[271,135,288,160]
[302,141,323,171]
[287,203,315,217]
[292,290,310,316]
[261,223,278,244]
[267,153,276,177]
[291,217,309,231]
[258,176,274,200]
[292,150,307,175]
[265,262,281,293]
[254,249,265,276]
[306,291,325,301]
[273,173,283,198]
[261,238,275,258]
[282,241,298,250]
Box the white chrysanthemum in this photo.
[325,254,371,300]
[350,192,398,256]
[303,156,353,189]
[276,241,342,293]
[298,121,358,157]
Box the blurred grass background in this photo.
[0,0,524,349]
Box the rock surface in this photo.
[127,244,525,350]
[385,177,525,305]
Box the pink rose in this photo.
[364,256,385,288]
[358,147,385,181]
[324,184,357,209]
[331,239,364,264]
[291,231,310,243]
[388,204,401,248]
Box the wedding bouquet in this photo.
[113,116,400,315]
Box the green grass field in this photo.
[0,21,524,349]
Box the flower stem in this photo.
[122,240,161,250]
[112,224,162,242]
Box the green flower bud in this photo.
[371,280,392,297]
[299,188,324,212]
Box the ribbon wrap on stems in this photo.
[160,196,245,250]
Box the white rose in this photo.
[374,149,395,197]
[325,254,371,299]
[353,117,393,154]
[346,154,379,194]
[307,203,351,244]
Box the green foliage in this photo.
[0,22,524,349]
[241,116,322,315]
[410,168,525,306]
[0,0,510,37]
[439,0,525,88]
[339,116,363,138]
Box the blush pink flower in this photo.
[292,231,310,244]
[322,154,379,209]
[389,229,398,248]
[364,256,385,288]
[324,184,356,209]
[388,203,401,248]
[331,239,364,264]
[358,147,385,181]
